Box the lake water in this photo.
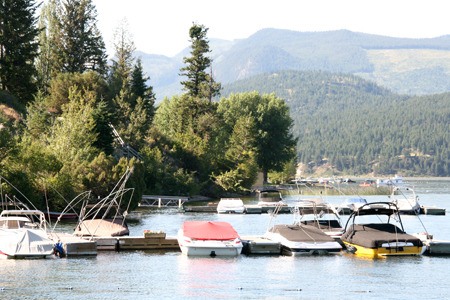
[1,178,450,299]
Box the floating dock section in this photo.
[92,233,180,251]
[241,236,281,255]
[420,206,446,215]
[53,233,97,257]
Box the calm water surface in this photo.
[1,179,450,299]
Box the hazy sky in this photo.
[93,0,449,57]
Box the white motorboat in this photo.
[0,210,55,259]
[264,201,342,256]
[376,174,404,187]
[336,197,368,213]
[389,186,421,215]
[256,188,283,205]
[294,200,344,240]
[217,198,245,214]
[177,221,243,256]
[265,224,342,256]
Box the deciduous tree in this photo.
[218,92,297,183]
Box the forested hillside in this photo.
[222,70,450,176]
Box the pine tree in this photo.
[49,0,107,75]
[180,23,221,101]
[108,21,155,150]
[0,0,40,104]
[36,0,59,91]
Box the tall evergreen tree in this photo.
[0,0,40,104]
[48,0,107,75]
[35,0,59,91]
[180,23,221,101]
[108,21,155,150]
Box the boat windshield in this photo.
[0,217,32,229]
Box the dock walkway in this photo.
[139,195,189,208]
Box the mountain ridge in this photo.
[136,28,450,100]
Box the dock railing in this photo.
[139,195,189,208]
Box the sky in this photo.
[92,0,449,57]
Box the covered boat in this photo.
[0,210,55,259]
[342,202,423,258]
[177,221,243,256]
[265,224,342,256]
[73,169,133,238]
[217,198,245,214]
[265,200,342,256]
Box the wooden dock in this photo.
[183,204,218,213]
[421,206,446,215]
[424,239,450,255]
[53,233,98,257]
[91,235,180,251]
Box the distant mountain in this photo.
[136,29,450,100]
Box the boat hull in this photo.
[178,238,243,256]
[344,241,423,258]
[217,208,245,214]
[0,229,54,259]
[265,225,342,256]
[281,243,342,256]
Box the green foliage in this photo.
[180,23,221,100]
[140,143,199,196]
[108,23,155,150]
[0,0,40,104]
[47,71,108,113]
[218,92,297,183]
[213,116,258,192]
[152,95,224,194]
[48,86,99,164]
[48,0,107,75]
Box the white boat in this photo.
[255,188,287,207]
[177,221,243,256]
[376,175,404,187]
[336,197,368,213]
[217,198,245,214]
[0,210,55,259]
[264,201,342,256]
[294,200,344,240]
[265,224,342,256]
[389,186,421,215]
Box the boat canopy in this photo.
[182,221,240,240]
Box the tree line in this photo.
[0,0,296,210]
